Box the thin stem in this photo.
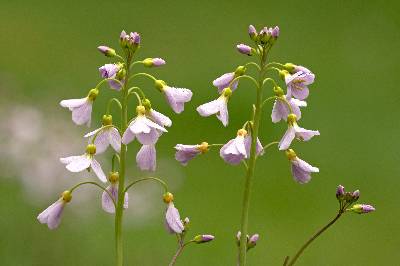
[263,141,279,151]
[261,96,277,107]
[266,62,285,68]
[115,54,125,63]
[69,181,116,208]
[129,60,143,69]
[244,62,261,71]
[128,72,157,82]
[127,86,146,99]
[114,53,132,266]
[96,78,124,90]
[262,77,278,88]
[106,98,123,115]
[285,212,344,266]
[238,45,270,266]
[229,75,259,89]
[111,154,120,172]
[128,91,142,105]
[168,241,194,266]
[124,177,168,193]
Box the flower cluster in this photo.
[336,185,375,214]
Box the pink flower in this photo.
[174,142,209,166]
[60,89,98,127]
[213,72,238,93]
[197,87,231,126]
[102,183,129,213]
[155,80,192,114]
[350,204,375,214]
[143,58,166,67]
[285,71,315,100]
[99,63,124,91]
[271,96,307,123]
[147,108,172,128]
[60,144,107,183]
[37,191,72,230]
[236,44,253,56]
[286,149,319,184]
[278,114,320,151]
[165,202,184,234]
[122,106,167,145]
[84,116,121,154]
[220,129,263,165]
[136,144,156,171]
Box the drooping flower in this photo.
[99,63,124,91]
[155,80,192,114]
[136,144,156,171]
[84,115,121,154]
[60,88,98,127]
[212,66,245,93]
[165,202,184,234]
[143,58,166,67]
[220,129,263,165]
[147,109,172,128]
[285,149,319,184]
[101,172,128,213]
[271,96,307,123]
[236,44,253,56]
[247,234,259,250]
[174,142,209,166]
[282,70,315,100]
[349,204,375,214]
[278,114,320,150]
[60,144,107,182]
[283,63,312,74]
[197,87,232,126]
[37,190,72,230]
[122,105,167,145]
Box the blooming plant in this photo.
[37,25,376,266]
[177,24,375,265]
[38,31,214,266]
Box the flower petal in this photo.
[279,126,296,150]
[65,155,91,172]
[91,158,107,182]
[109,128,121,153]
[136,144,156,171]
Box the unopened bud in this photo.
[271,26,280,39]
[284,63,296,73]
[273,86,284,97]
[248,25,257,40]
[234,66,246,76]
[194,234,214,244]
[336,185,345,199]
[236,44,253,56]
[62,190,72,202]
[142,98,152,110]
[352,190,360,200]
[97,46,116,57]
[279,70,290,80]
[247,234,259,250]
[102,114,113,126]
[163,192,174,203]
[143,58,166,67]
[349,204,375,214]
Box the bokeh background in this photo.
[0,0,398,265]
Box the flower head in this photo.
[102,173,128,213]
[220,129,263,165]
[285,149,319,184]
[37,190,72,230]
[212,66,245,93]
[60,88,98,126]
[60,144,107,183]
[136,144,156,171]
[278,114,320,150]
[197,87,232,126]
[155,80,193,114]
[84,115,121,154]
[174,142,209,166]
[165,202,184,234]
[99,63,124,91]
[284,70,315,100]
[122,105,167,145]
[271,96,307,123]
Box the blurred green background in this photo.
[0,0,398,265]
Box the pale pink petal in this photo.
[164,87,193,114]
[197,99,221,117]
[60,156,81,164]
[108,128,121,153]
[102,185,117,213]
[174,144,200,166]
[91,158,107,182]
[71,101,92,126]
[60,98,87,109]
[93,131,110,154]
[136,144,156,171]
[143,117,168,132]
[291,158,319,184]
[279,126,296,150]
[296,157,319,173]
[220,139,245,165]
[294,124,320,141]
[291,87,309,100]
[37,200,65,230]
[122,128,135,144]
[216,99,229,126]
[271,100,288,123]
[136,128,160,145]
[244,136,264,156]
[83,127,101,138]
[165,203,184,234]
[64,155,91,172]
[129,117,151,134]
[150,109,172,127]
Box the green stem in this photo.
[128,72,157,82]
[238,49,268,265]
[69,181,116,208]
[124,177,168,193]
[284,212,344,266]
[114,53,132,266]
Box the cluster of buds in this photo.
[236,231,260,251]
[119,30,141,52]
[236,24,280,56]
[336,185,375,214]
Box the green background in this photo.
[0,0,398,265]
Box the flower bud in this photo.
[155,80,166,91]
[136,105,146,115]
[285,149,297,160]
[352,190,360,200]
[194,234,215,244]
[234,66,246,76]
[273,86,284,97]
[102,114,113,126]
[236,44,253,56]
[62,190,72,202]
[97,46,116,57]
[248,25,257,40]
[116,68,126,80]
[87,88,99,101]
[163,192,174,203]
[143,58,166,67]
[247,234,259,249]
[86,144,96,155]
[109,171,119,183]
[259,27,271,44]
[336,185,345,199]
[271,26,280,39]
[142,98,152,110]
[349,204,375,214]
[120,30,129,48]
[198,142,209,153]
[183,217,190,225]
